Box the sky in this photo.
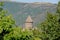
[10,0,59,4]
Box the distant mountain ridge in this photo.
[2,1,57,26]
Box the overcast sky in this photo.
[0,0,59,4]
[10,0,59,3]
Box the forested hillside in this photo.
[3,1,57,26]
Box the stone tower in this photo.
[25,15,33,29]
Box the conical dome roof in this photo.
[26,15,33,23]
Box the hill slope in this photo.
[3,1,57,26]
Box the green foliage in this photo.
[37,1,60,40]
[37,13,60,40]
[0,2,15,40]
[0,2,3,12]
[56,1,60,25]
[0,2,4,6]
[4,27,22,40]
[57,1,60,14]
[0,10,15,40]
[32,29,41,38]
[4,28,42,40]
[32,29,42,40]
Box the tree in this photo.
[37,13,60,40]
[0,2,3,12]
[4,27,42,40]
[0,2,15,40]
[37,1,60,40]
[57,1,60,14]
[32,29,42,40]
[4,27,34,40]
[56,1,60,24]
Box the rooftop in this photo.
[26,15,33,23]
